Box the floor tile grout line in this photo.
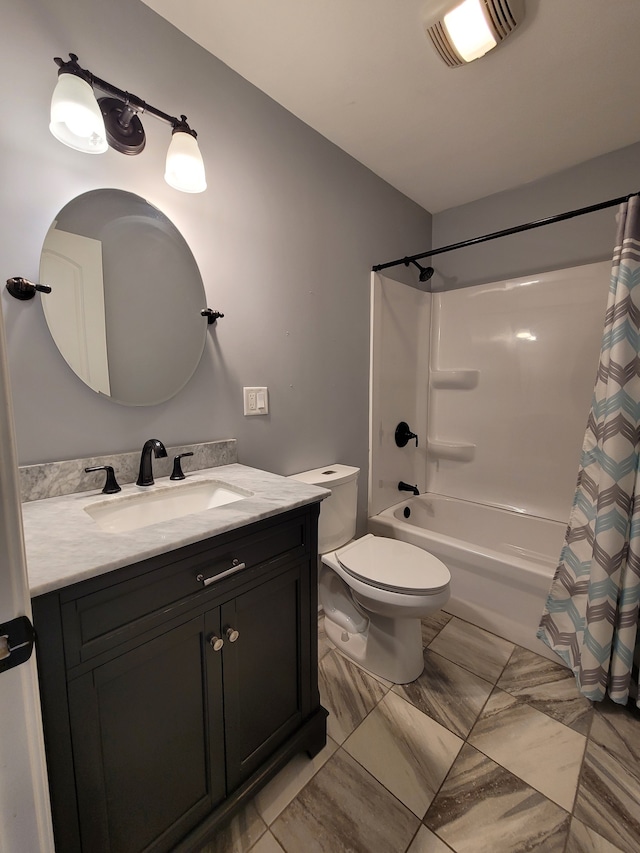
[439,611,519,646]
[336,738,471,853]
[412,622,583,846]
[426,621,515,686]
[330,616,505,818]
[403,825,422,853]
[205,613,635,853]
[368,632,629,851]
[257,744,336,831]
[560,815,572,853]
[417,666,500,832]
[243,823,269,853]
[429,615,596,738]
[423,645,511,686]
[330,644,393,691]
[313,610,613,853]
[463,678,589,818]
[319,646,391,748]
[338,682,390,745]
[402,823,457,853]
[464,736,573,813]
[339,653,478,838]
[319,620,467,838]
[422,645,498,695]
[569,703,638,853]
[272,740,419,852]
[342,687,467,822]
[336,742,426,823]
[408,626,501,832]
[566,703,594,820]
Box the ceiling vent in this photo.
[424,0,525,67]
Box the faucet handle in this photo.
[395,422,418,448]
[170,452,194,481]
[85,465,121,494]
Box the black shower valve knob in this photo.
[395,422,419,448]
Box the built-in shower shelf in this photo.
[427,440,476,462]
[430,369,479,390]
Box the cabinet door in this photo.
[67,615,225,853]
[222,562,311,791]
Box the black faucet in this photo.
[398,481,420,496]
[137,439,168,486]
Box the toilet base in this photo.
[323,610,424,684]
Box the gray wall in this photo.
[0,0,431,527]
[431,142,640,291]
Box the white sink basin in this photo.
[84,479,253,533]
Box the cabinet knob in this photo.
[226,627,240,643]
[208,635,224,652]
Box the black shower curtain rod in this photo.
[372,191,640,275]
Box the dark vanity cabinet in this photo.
[32,504,327,853]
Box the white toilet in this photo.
[290,464,451,684]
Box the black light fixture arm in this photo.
[54,54,198,136]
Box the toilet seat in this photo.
[335,534,450,595]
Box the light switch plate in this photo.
[243,386,269,416]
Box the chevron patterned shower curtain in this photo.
[538,195,640,708]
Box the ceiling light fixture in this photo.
[424,0,525,67]
[49,53,207,193]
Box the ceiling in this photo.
[141,0,640,213]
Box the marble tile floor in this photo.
[200,611,640,853]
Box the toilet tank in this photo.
[289,464,359,553]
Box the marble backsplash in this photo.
[20,439,237,503]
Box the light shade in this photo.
[164,130,207,194]
[49,73,108,153]
[424,0,525,67]
[444,0,497,62]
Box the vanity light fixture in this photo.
[423,0,525,67]
[49,53,207,193]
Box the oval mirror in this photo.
[40,189,207,406]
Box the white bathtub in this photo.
[368,493,567,662]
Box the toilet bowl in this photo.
[321,535,450,683]
[290,465,450,684]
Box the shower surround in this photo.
[369,263,610,653]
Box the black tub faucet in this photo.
[398,481,420,496]
[137,438,168,486]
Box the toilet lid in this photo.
[336,535,450,594]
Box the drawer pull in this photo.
[208,635,224,652]
[196,559,246,587]
[226,627,239,643]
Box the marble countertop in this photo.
[23,464,329,597]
